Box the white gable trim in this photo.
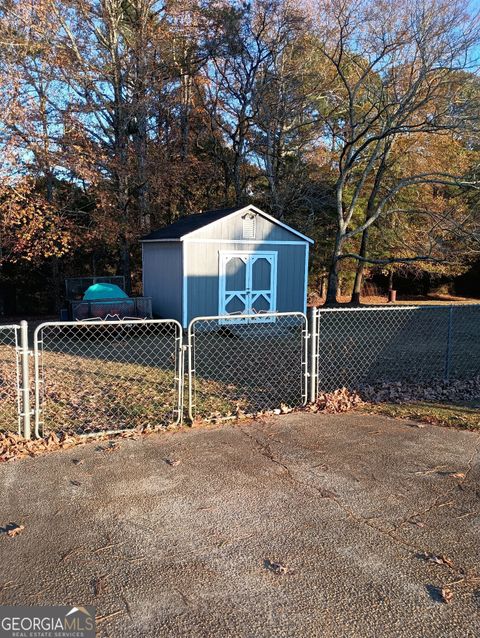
[180,205,314,244]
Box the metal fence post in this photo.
[309,306,318,403]
[187,322,195,422]
[20,320,31,440]
[444,305,453,382]
[178,337,187,425]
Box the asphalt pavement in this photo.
[1,412,479,637]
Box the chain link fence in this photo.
[449,305,480,380]
[315,305,480,393]
[4,305,480,439]
[34,319,183,437]
[188,313,308,421]
[0,325,21,434]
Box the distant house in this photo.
[141,204,314,327]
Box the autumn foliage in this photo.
[0,0,479,312]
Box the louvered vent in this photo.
[242,214,256,239]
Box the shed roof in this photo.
[140,204,314,243]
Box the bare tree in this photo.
[200,0,300,205]
[311,0,480,303]
[47,0,171,290]
[252,8,324,217]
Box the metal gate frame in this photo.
[0,323,24,434]
[33,319,184,439]
[187,311,309,421]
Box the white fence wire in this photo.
[33,319,183,438]
[188,313,308,421]
[0,325,21,434]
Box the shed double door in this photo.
[219,251,277,322]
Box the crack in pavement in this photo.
[391,439,480,533]
[238,424,480,584]
[239,426,412,546]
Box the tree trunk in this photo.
[325,232,343,304]
[132,103,149,232]
[325,260,339,304]
[233,154,243,205]
[388,269,394,292]
[49,256,62,314]
[44,169,62,313]
[423,273,430,297]
[350,227,370,305]
[319,276,325,299]
[180,74,192,162]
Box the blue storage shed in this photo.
[141,204,313,327]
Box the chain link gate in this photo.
[187,312,308,421]
[33,319,183,438]
[0,324,22,434]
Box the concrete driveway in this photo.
[1,413,479,637]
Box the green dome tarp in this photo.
[83,283,128,301]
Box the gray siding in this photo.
[142,242,183,322]
[185,241,306,324]
[275,244,307,312]
[188,210,301,242]
[184,241,217,321]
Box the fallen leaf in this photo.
[96,442,119,453]
[3,523,25,538]
[105,442,119,453]
[280,403,293,414]
[264,559,288,575]
[92,575,108,596]
[419,552,454,568]
[313,387,363,414]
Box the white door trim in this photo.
[218,251,278,323]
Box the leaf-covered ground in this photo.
[38,349,180,435]
[365,400,480,430]
[359,378,480,430]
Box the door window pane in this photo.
[251,257,271,290]
[250,293,271,313]
[225,294,247,314]
[225,257,247,291]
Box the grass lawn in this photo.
[0,320,307,435]
[363,399,480,430]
